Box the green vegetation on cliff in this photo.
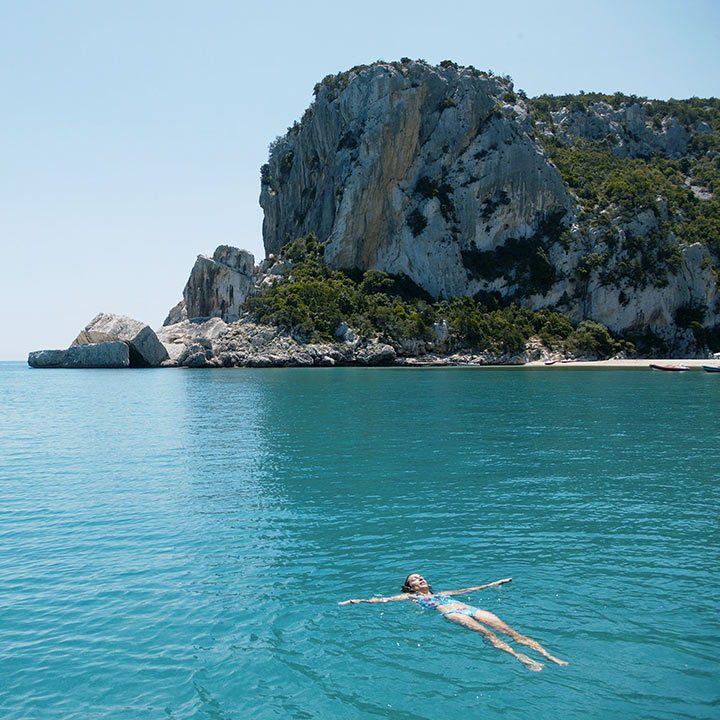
[258,61,719,356]
[245,235,631,358]
[527,95,720,264]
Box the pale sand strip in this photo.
[524,358,716,368]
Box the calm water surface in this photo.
[1,363,718,719]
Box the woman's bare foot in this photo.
[517,653,544,672]
[547,654,568,666]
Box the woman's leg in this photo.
[444,612,544,671]
[472,609,568,665]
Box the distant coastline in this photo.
[523,357,714,369]
[20,356,719,371]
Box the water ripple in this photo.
[1,365,719,718]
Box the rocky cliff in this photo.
[261,60,572,300]
[31,61,718,369]
[180,245,255,322]
[260,60,720,355]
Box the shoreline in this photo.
[522,358,715,369]
[26,314,720,370]
[17,357,719,370]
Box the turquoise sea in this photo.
[1,362,718,719]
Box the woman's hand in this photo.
[338,599,361,605]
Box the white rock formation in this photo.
[28,342,130,368]
[182,245,255,321]
[156,317,228,365]
[583,242,718,354]
[257,61,719,354]
[163,300,188,326]
[73,313,168,367]
[260,61,572,300]
[548,101,689,159]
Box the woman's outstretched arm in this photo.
[338,593,411,605]
[442,577,512,596]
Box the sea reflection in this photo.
[172,371,293,595]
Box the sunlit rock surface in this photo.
[258,61,719,354]
[28,342,130,369]
[261,61,571,300]
[73,313,168,367]
[182,246,255,322]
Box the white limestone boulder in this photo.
[356,342,397,365]
[28,342,130,368]
[72,313,168,367]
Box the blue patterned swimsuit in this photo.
[414,593,478,617]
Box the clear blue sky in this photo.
[2,0,719,359]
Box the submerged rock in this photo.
[28,342,130,369]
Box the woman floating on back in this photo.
[339,573,567,672]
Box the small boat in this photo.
[702,365,720,373]
[649,363,690,372]
[544,359,557,366]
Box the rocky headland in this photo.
[29,60,720,368]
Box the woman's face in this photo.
[406,574,430,593]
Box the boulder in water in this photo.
[28,341,130,368]
[72,313,168,367]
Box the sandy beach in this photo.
[525,358,718,368]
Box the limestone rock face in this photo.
[256,62,719,353]
[28,342,130,368]
[163,300,188,326]
[260,61,572,299]
[583,242,719,356]
[545,102,689,159]
[73,313,168,367]
[182,246,255,322]
[156,317,229,366]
